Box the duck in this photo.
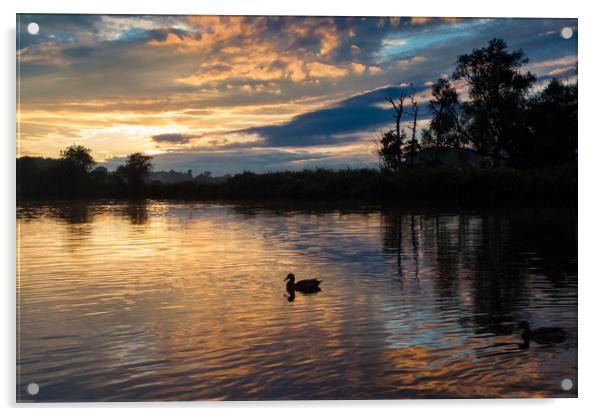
[284,273,322,293]
[517,321,567,346]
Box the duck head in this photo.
[284,273,295,283]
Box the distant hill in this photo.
[148,170,193,184]
[147,170,230,184]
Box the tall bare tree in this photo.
[407,91,420,165]
[384,93,409,168]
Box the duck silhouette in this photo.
[517,321,567,348]
[284,273,322,294]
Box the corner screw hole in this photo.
[561,378,573,391]
[561,27,573,39]
[27,382,39,396]
[27,22,39,35]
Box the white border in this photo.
[3,1,600,415]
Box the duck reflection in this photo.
[286,287,295,302]
[285,286,322,302]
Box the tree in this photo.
[428,78,472,166]
[117,153,153,195]
[406,91,421,165]
[382,93,409,170]
[452,38,536,166]
[420,128,436,149]
[429,79,462,146]
[513,79,578,167]
[59,144,96,173]
[377,129,406,171]
[378,87,423,168]
[55,144,96,195]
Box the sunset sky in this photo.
[17,15,577,175]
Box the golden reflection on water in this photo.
[16,201,577,401]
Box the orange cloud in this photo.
[367,66,382,75]
[350,63,382,75]
[396,56,426,67]
[177,52,308,85]
[316,26,339,56]
[546,67,574,76]
[306,62,348,78]
[350,62,367,74]
[283,17,339,56]
[17,42,70,66]
[529,55,577,73]
[148,16,269,51]
[411,17,431,25]
[410,17,461,25]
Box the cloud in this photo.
[240,84,432,148]
[306,62,349,78]
[176,52,309,86]
[151,133,198,144]
[528,55,578,73]
[411,17,431,25]
[350,62,367,74]
[144,28,200,44]
[382,38,407,46]
[17,42,70,66]
[410,17,463,25]
[545,67,575,77]
[396,56,426,67]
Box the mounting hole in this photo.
[27,22,39,35]
[560,378,573,391]
[560,27,573,40]
[26,382,39,396]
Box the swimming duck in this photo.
[517,321,567,345]
[284,273,322,293]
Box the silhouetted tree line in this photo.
[17,146,153,198]
[377,38,577,170]
[17,150,576,203]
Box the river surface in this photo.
[16,200,577,401]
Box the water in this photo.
[16,200,577,401]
